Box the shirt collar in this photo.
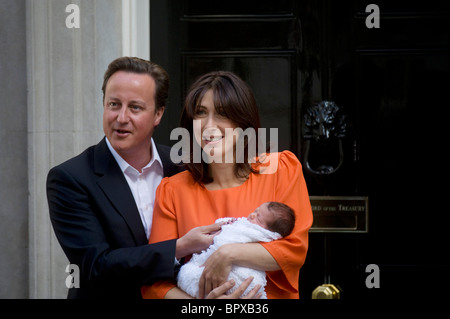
[105,137,162,174]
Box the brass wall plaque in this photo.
[309,196,368,233]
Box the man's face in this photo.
[103,71,164,162]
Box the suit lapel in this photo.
[93,138,148,245]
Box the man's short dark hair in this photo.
[102,56,169,111]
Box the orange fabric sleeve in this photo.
[260,151,313,296]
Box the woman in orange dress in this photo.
[141,71,313,299]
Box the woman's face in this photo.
[193,89,238,163]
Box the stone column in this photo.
[0,0,28,299]
[26,0,123,298]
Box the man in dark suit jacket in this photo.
[46,57,220,299]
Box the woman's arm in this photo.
[198,243,278,299]
[200,151,313,298]
[165,287,195,299]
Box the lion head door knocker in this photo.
[302,101,347,180]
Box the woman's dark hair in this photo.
[180,71,262,184]
[102,56,169,112]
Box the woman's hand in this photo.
[206,277,262,299]
[198,244,234,298]
[199,242,281,298]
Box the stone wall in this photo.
[0,0,149,298]
[0,0,29,299]
[26,0,124,298]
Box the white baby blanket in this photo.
[177,217,282,299]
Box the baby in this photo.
[177,201,295,299]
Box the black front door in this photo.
[151,0,448,299]
[152,0,302,155]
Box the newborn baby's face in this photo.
[247,202,274,230]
